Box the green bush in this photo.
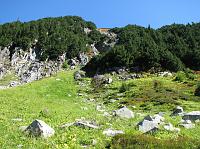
[174,71,186,82]
[62,61,69,69]
[153,80,163,92]
[185,68,196,80]
[119,82,131,93]
[194,82,200,96]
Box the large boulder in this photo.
[24,119,55,138]
[113,107,134,119]
[138,119,159,133]
[182,111,200,122]
[137,114,165,133]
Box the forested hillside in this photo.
[84,23,200,73]
[0,16,102,60]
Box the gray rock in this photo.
[9,81,20,87]
[106,78,113,84]
[74,70,86,80]
[170,106,184,116]
[182,111,200,122]
[138,120,158,133]
[79,53,89,66]
[113,107,134,119]
[137,114,165,133]
[158,71,173,77]
[96,105,105,112]
[24,119,55,138]
[164,123,180,132]
[19,126,27,131]
[103,128,124,137]
[73,120,99,129]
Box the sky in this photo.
[0,0,200,28]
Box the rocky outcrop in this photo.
[0,47,65,85]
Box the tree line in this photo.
[0,16,102,60]
[84,23,200,73]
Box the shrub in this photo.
[194,82,200,96]
[184,68,196,80]
[174,71,186,82]
[62,61,69,69]
[91,75,106,91]
[119,82,131,93]
[153,80,163,92]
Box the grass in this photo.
[0,73,17,86]
[0,70,200,148]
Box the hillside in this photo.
[0,69,200,148]
[0,16,200,148]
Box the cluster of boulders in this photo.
[18,105,200,142]
[136,106,200,134]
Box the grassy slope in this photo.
[0,70,199,148]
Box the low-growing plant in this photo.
[62,61,69,69]
[185,68,196,80]
[111,134,200,149]
[195,82,200,96]
[119,82,131,93]
[174,71,186,82]
[153,80,163,92]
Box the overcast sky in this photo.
[1,0,200,28]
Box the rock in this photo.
[103,112,111,117]
[68,58,79,66]
[153,114,165,124]
[106,78,113,84]
[73,120,99,129]
[19,126,27,132]
[158,71,173,77]
[91,44,99,56]
[70,65,76,70]
[60,122,74,128]
[84,28,92,34]
[79,53,89,66]
[24,119,55,138]
[182,111,200,121]
[113,107,134,119]
[74,70,85,80]
[9,81,20,87]
[96,105,105,112]
[170,106,184,116]
[138,120,159,133]
[179,119,195,129]
[103,128,124,137]
[137,114,165,133]
[164,123,180,132]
